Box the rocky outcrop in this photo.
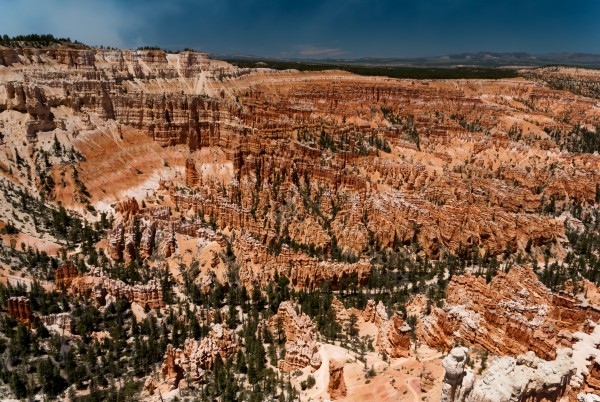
[7,297,33,325]
[570,321,600,396]
[581,280,600,308]
[328,359,347,399]
[107,211,175,263]
[441,347,474,402]
[376,312,412,358]
[584,360,600,391]
[159,324,238,390]
[161,345,184,391]
[235,234,371,291]
[185,158,199,188]
[428,281,600,401]
[578,394,600,402]
[267,301,322,372]
[331,297,356,325]
[0,42,599,402]
[417,265,600,360]
[364,300,413,358]
[2,40,600,402]
[106,197,373,291]
[2,82,57,140]
[469,349,574,402]
[106,197,234,267]
[55,261,79,288]
[40,313,72,332]
[441,346,575,402]
[68,268,164,309]
[114,197,140,222]
[335,298,412,358]
[362,299,377,323]
[2,45,599,265]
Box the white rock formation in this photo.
[441,347,474,402]
[442,347,575,402]
[468,349,574,402]
[578,393,600,402]
[570,321,600,388]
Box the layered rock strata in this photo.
[3,49,597,265]
[372,301,412,358]
[417,265,600,359]
[234,234,371,291]
[40,313,72,332]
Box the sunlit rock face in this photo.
[1,42,600,402]
[417,265,600,359]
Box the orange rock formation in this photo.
[58,268,165,309]
[334,298,412,358]
[417,265,600,359]
[55,261,79,287]
[160,324,237,390]
[328,359,347,399]
[267,301,322,372]
[7,297,33,325]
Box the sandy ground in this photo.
[293,341,444,402]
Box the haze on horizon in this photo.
[1,0,599,59]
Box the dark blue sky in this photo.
[2,0,599,58]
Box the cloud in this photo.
[0,0,130,47]
[0,0,185,48]
[1,0,598,57]
[296,45,347,58]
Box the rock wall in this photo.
[234,234,371,291]
[376,312,412,358]
[107,203,195,263]
[185,158,199,188]
[471,349,574,402]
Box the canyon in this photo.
[0,41,599,401]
